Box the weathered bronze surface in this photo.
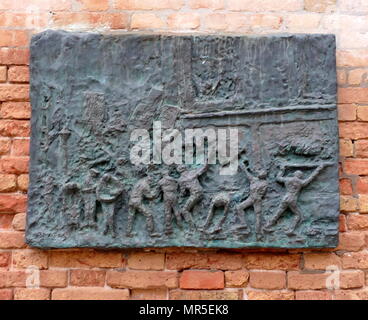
[27,30,339,248]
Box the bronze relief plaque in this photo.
[27,31,339,248]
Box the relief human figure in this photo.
[236,161,268,240]
[96,173,123,237]
[202,192,231,233]
[177,163,209,229]
[81,169,99,228]
[126,175,158,237]
[264,163,327,235]
[158,169,182,235]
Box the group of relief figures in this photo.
[60,153,332,240]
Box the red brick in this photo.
[340,214,347,232]
[0,174,17,192]
[337,69,347,86]
[114,0,184,10]
[52,287,129,300]
[49,250,122,268]
[0,252,10,267]
[0,120,30,137]
[347,214,368,230]
[0,289,12,300]
[0,12,48,28]
[348,69,368,86]
[189,0,224,9]
[0,48,29,65]
[170,289,240,300]
[288,272,328,290]
[359,195,368,213]
[0,0,71,11]
[70,270,106,287]
[166,252,243,270]
[180,270,224,289]
[168,13,200,30]
[0,194,27,213]
[344,159,368,175]
[0,30,28,47]
[0,232,25,249]
[131,13,166,30]
[7,66,29,84]
[0,271,26,287]
[0,102,31,120]
[107,271,178,289]
[355,140,368,158]
[12,250,48,269]
[40,270,68,288]
[77,0,109,11]
[12,213,25,231]
[286,13,321,30]
[11,139,29,156]
[357,177,368,194]
[14,288,49,300]
[305,0,336,12]
[0,215,13,229]
[131,289,167,300]
[0,66,6,82]
[357,106,368,121]
[128,252,165,270]
[17,174,29,192]
[304,253,341,270]
[340,179,353,195]
[337,232,366,251]
[334,289,368,300]
[338,88,368,104]
[0,85,29,102]
[0,138,11,155]
[243,253,300,270]
[295,290,332,300]
[225,270,249,287]
[227,0,303,11]
[342,251,368,269]
[246,290,294,300]
[338,104,356,121]
[340,122,368,140]
[0,157,29,174]
[340,270,365,289]
[249,271,286,289]
[340,32,368,49]
[339,139,353,157]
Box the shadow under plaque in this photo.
[26,30,339,249]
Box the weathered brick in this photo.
[14,288,50,300]
[0,0,71,11]
[340,214,347,232]
[170,289,240,300]
[11,139,29,157]
[40,270,68,288]
[0,288,12,300]
[342,251,368,269]
[0,271,26,287]
[0,232,25,249]
[49,250,122,268]
[114,0,184,10]
[338,105,356,121]
[357,106,368,121]
[0,251,10,267]
[70,270,106,287]
[0,48,29,65]
[355,140,368,158]
[0,12,48,29]
[12,250,48,269]
[128,252,165,270]
[0,138,11,155]
[189,0,224,9]
[0,157,29,174]
[225,270,249,288]
[348,69,368,86]
[339,88,368,104]
[357,177,368,194]
[347,214,368,230]
[52,287,129,300]
[340,179,353,195]
[305,0,336,12]
[304,253,341,270]
[0,174,17,192]
[180,270,224,289]
[340,196,359,212]
[0,194,27,213]
[286,13,321,30]
[244,253,300,270]
[0,66,6,82]
[131,13,166,29]
[337,232,366,251]
[227,0,303,11]
[295,290,332,300]
[77,0,109,11]
[339,139,353,157]
[8,66,29,83]
[334,289,368,300]
[288,272,328,290]
[359,195,368,213]
[344,159,368,175]
[249,271,286,290]
[17,174,29,192]
[246,290,294,300]
[167,13,200,30]
[0,121,30,137]
[107,271,178,289]
[0,215,13,230]
[0,30,28,47]
[131,289,167,300]
[0,102,31,120]
[340,270,365,289]
[340,0,368,13]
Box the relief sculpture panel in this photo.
[27,31,339,248]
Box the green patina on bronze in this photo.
[27,30,339,248]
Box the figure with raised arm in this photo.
[177,163,209,229]
[236,161,268,239]
[264,163,327,235]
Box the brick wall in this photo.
[0,0,367,300]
